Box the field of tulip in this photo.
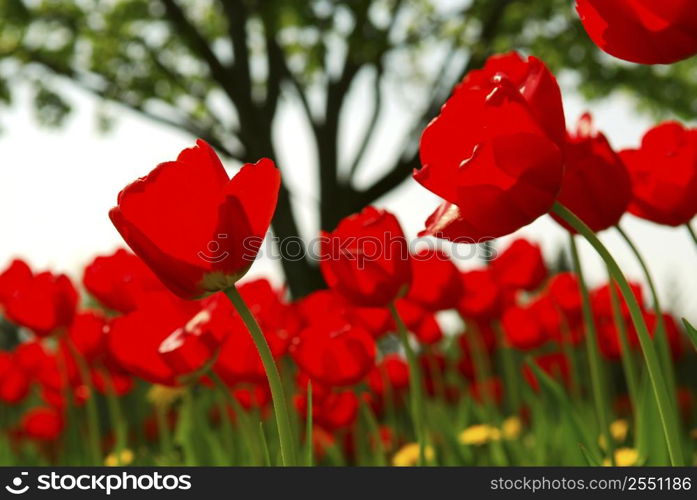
[1,1,697,468]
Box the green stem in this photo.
[616,224,676,396]
[210,371,263,465]
[605,273,640,407]
[155,402,174,458]
[686,223,697,247]
[556,312,580,398]
[65,340,102,464]
[492,321,521,412]
[389,302,427,465]
[553,202,684,465]
[225,286,297,466]
[101,369,128,457]
[305,381,313,466]
[568,234,615,465]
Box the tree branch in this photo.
[346,62,383,181]
[356,0,513,207]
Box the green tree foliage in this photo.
[1,0,695,295]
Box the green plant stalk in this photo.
[492,321,521,412]
[616,224,676,397]
[553,202,684,465]
[306,381,313,466]
[686,223,697,246]
[155,402,174,458]
[101,369,128,458]
[568,234,615,466]
[225,286,297,466]
[389,302,427,465]
[210,369,263,465]
[259,422,273,466]
[605,273,640,407]
[65,340,102,464]
[556,312,580,398]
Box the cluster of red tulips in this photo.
[0,1,696,467]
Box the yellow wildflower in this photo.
[501,417,522,440]
[610,419,629,442]
[147,385,185,408]
[104,449,135,467]
[458,424,501,446]
[603,448,639,467]
[391,443,435,466]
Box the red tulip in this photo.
[366,354,410,399]
[21,406,64,441]
[83,249,166,313]
[320,206,411,307]
[457,268,506,320]
[4,271,78,337]
[302,390,359,431]
[501,303,547,351]
[291,320,376,387]
[66,311,108,362]
[546,272,583,328]
[110,140,280,299]
[159,306,225,377]
[108,292,201,385]
[0,351,31,404]
[576,0,697,64]
[213,286,290,385]
[296,290,394,339]
[0,259,32,304]
[620,122,697,226]
[405,248,462,311]
[14,340,49,374]
[416,52,565,241]
[491,239,547,292]
[395,299,443,345]
[552,114,632,232]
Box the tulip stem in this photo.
[389,302,427,465]
[553,202,684,465]
[155,403,174,458]
[65,340,102,465]
[605,272,640,407]
[686,224,697,247]
[225,286,297,466]
[567,234,615,466]
[305,381,313,466]
[101,369,128,458]
[615,224,676,397]
[492,321,521,412]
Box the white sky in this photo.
[0,77,695,323]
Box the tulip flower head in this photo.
[576,0,697,64]
[110,140,280,299]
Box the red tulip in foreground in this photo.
[620,122,697,227]
[109,140,299,465]
[110,139,280,299]
[416,52,565,241]
[576,0,697,64]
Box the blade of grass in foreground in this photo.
[553,202,684,466]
